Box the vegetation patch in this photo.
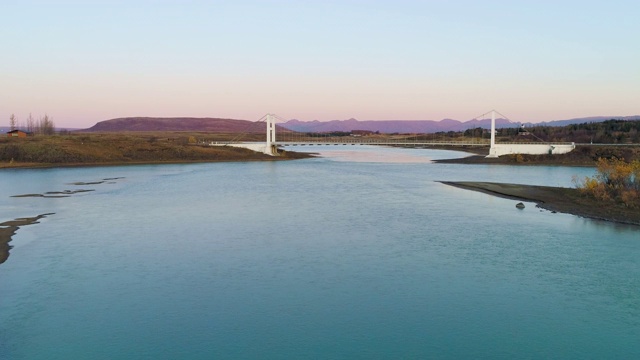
[574,158,639,209]
[0,132,312,168]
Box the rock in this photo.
[516,202,525,209]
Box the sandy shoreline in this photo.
[0,214,54,265]
[0,154,315,170]
[440,181,640,227]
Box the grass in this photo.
[0,132,311,168]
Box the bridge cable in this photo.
[225,114,269,145]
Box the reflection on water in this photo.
[295,145,471,163]
[312,149,432,163]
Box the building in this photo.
[6,130,31,138]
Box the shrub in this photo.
[576,158,640,208]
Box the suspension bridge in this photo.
[211,111,575,158]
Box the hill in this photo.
[84,117,260,132]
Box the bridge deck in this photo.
[228,140,575,147]
[279,141,489,146]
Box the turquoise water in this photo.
[1,146,638,359]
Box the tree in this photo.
[9,114,17,131]
[26,113,35,133]
[36,114,55,135]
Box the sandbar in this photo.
[0,213,55,265]
[440,181,640,226]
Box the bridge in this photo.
[212,111,576,158]
[278,140,488,146]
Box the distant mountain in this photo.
[282,115,640,133]
[282,118,517,133]
[83,117,262,132]
[522,115,640,128]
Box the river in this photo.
[1,146,638,359]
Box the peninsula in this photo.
[440,181,640,226]
[0,132,312,169]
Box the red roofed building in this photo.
[6,130,31,138]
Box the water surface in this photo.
[1,146,638,359]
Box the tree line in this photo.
[8,113,56,135]
[498,120,640,143]
[445,120,640,144]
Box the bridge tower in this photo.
[486,110,498,158]
[265,114,278,156]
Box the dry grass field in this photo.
[0,132,310,168]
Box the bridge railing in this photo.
[490,141,576,145]
[276,140,492,147]
[275,137,492,145]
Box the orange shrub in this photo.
[577,158,640,208]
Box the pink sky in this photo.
[2,1,639,128]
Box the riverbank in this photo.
[0,214,54,264]
[432,145,640,166]
[440,181,640,226]
[0,133,313,169]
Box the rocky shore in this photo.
[0,214,54,264]
[440,181,640,226]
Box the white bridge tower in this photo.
[486,110,498,158]
[265,113,278,156]
[209,113,279,156]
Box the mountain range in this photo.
[281,115,640,133]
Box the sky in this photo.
[2,0,639,128]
